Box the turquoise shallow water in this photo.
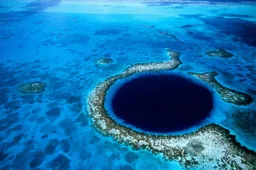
[0,0,256,169]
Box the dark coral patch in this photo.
[143,2,196,6]
[18,82,46,94]
[206,49,233,58]
[0,151,8,161]
[60,139,70,153]
[142,25,155,28]
[66,95,81,104]
[0,113,20,131]
[124,152,139,164]
[4,100,21,111]
[76,113,88,127]
[32,107,42,114]
[59,118,76,136]
[187,30,212,41]
[45,139,59,155]
[200,17,256,47]
[220,13,253,18]
[96,58,114,66]
[11,124,23,131]
[41,134,48,139]
[0,89,8,105]
[25,0,61,12]
[181,24,193,28]
[49,154,70,170]
[29,158,43,169]
[119,164,135,170]
[29,151,45,169]
[11,134,24,145]
[60,33,90,46]
[158,31,181,42]
[46,107,61,118]
[70,102,82,113]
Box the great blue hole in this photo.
[110,74,214,133]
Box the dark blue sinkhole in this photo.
[110,74,214,133]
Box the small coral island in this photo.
[18,82,46,94]
[206,49,233,58]
[96,58,114,66]
[87,49,255,169]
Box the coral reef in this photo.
[188,72,253,106]
[205,49,233,58]
[18,82,46,94]
[87,49,256,169]
[88,82,256,169]
[142,25,155,28]
[158,31,182,43]
[96,58,114,66]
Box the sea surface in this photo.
[0,0,256,169]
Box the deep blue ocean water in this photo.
[0,0,256,169]
[110,73,213,133]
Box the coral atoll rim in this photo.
[87,49,256,169]
[189,72,253,106]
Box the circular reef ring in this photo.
[87,49,256,169]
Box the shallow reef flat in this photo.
[87,49,256,169]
